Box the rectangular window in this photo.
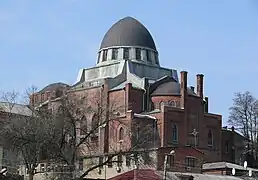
[146,50,151,62]
[185,157,196,167]
[135,48,141,60]
[123,48,129,59]
[99,156,103,169]
[40,164,45,172]
[107,155,113,167]
[225,140,229,153]
[117,154,122,167]
[143,152,150,165]
[154,53,159,65]
[167,155,175,168]
[102,50,108,62]
[97,53,101,63]
[126,154,131,166]
[112,48,118,60]
[134,153,138,166]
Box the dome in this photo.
[39,82,70,93]
[100,17,157,51]
[151,81,196,96]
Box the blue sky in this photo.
[0,0,258,125]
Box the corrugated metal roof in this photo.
[160,171,249,180]
[203,162,258,172]
[0,102,32,116]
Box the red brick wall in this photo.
[156,147,204,173]
[151,96,181,109]
[151,92,222,164]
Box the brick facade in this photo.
[28,69,225,179]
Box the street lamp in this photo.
[163,150,175,180]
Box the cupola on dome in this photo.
[100,17,157,51]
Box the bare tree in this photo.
[228,91,258,166]
[1,87,155,180]
[44,90,154,180]
[228,91,257,139]
[0,89,58,180]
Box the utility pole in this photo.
[134,154,138,180]
[163,150,175,180]
[163,155,168,180]
[191,129,199,148]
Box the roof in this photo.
[222,127,247,140]
[110,81,144,91]
[0,102,32,116]
[100,17,157,51]
[151,81,196,96]
[202,162,258,172]
[134,113,157,120]
[160,171,248,180]
[39,82,70,93]
[109,169,161,180]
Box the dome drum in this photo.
[97,46,159,66]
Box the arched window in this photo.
[159,101,165,109]
[168,100,176,107]
[118,127,124,141]
[208,130,213,146]
[225,140,229,153]
[91,114,99,131]
[172,124,178,143]
[80,116,87,135]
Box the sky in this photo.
[0,0,258,125]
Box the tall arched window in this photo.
[172,124,178,143]
[208,130,213,146]
[118,127,124,141]
[225,140,229,153]
[80,116,87,135]
[91,114,99,131]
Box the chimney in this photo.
[190,86,195,92]
[204,96,208,113]
[196,74,204,99]
[180,71,188,108]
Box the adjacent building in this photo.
[221,126,247,166]
[0,102,33,174]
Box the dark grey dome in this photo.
[100,17,157,51]
[39,82,70,93]
[151,81,196,96]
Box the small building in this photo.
[221,126,247,165]
[202,161,258,177]
[0,102,32,174]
